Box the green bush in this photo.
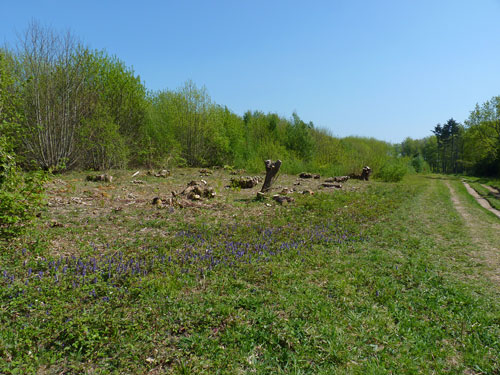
[0,138,46,239]
[411,155,430,173]
[376,159,408,182]
[79,110,128,170]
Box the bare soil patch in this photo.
[37,169,367,257]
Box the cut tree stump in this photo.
[261,159,282,193]
[360,166,372,181]
[349,166,372,181]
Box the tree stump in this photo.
[361,166,372,181]
[261,159,282,192]
[349,166,372,181]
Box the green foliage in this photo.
[0,50,23,152]
[285,112,314,161]
[339,136,392,175]
[0,46,46,240]
[6,24,412,177]
[410,155,430,173]
[376,158,409,182]
[0,138,46,239]
[140,83,243,168]
[89,50,147,166]
[464,97,500,176]
[408,96,500,177]
[11,23,147,170]
[79,107,128,170]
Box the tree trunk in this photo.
[261,159,282,192]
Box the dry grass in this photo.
[33,168,366,257]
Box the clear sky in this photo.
[2,0,500,143]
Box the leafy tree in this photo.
[138,92,182,168]
[339,137,391,174]
[443,118,461,173]
[0,49,46,239]
[464,97,500,175]
[3,22,425,180]
[89,50,147,159]
[431,119,463,173]
[78,105,128,170]
[0,49,22,151]
[285,112,314,161]
[309,128,343,173]
[12,22,147,171]
[16,22,95,170]
[421,136,438,171]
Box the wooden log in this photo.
[299,172,320,179]
[230,176,260,189]
[272,194,294,204]
[321,182,342,189]
[325,176,350,183]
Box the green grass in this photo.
[1,172,499,374]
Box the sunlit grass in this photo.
[1,173,499,374]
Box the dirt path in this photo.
[446,181,500,286]
[482,183,500,198]
[462,181,500,218]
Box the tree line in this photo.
[1,22,409,179]
[400,97,500,177]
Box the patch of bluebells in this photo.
[1,222,365,312]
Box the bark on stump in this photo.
[261,159,282,192]
[360,166,372,181]
[349,166,372,181]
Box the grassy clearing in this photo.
[1,171,499,374]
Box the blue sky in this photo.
[2,0,500,143]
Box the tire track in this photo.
[462,181,500,219]
[446,181,500,286]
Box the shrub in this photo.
[376,159,408,182]
[78,110,128,170]
[411,155,430,173]
[0,138,47,239]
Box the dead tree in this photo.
[261,159,282,192]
